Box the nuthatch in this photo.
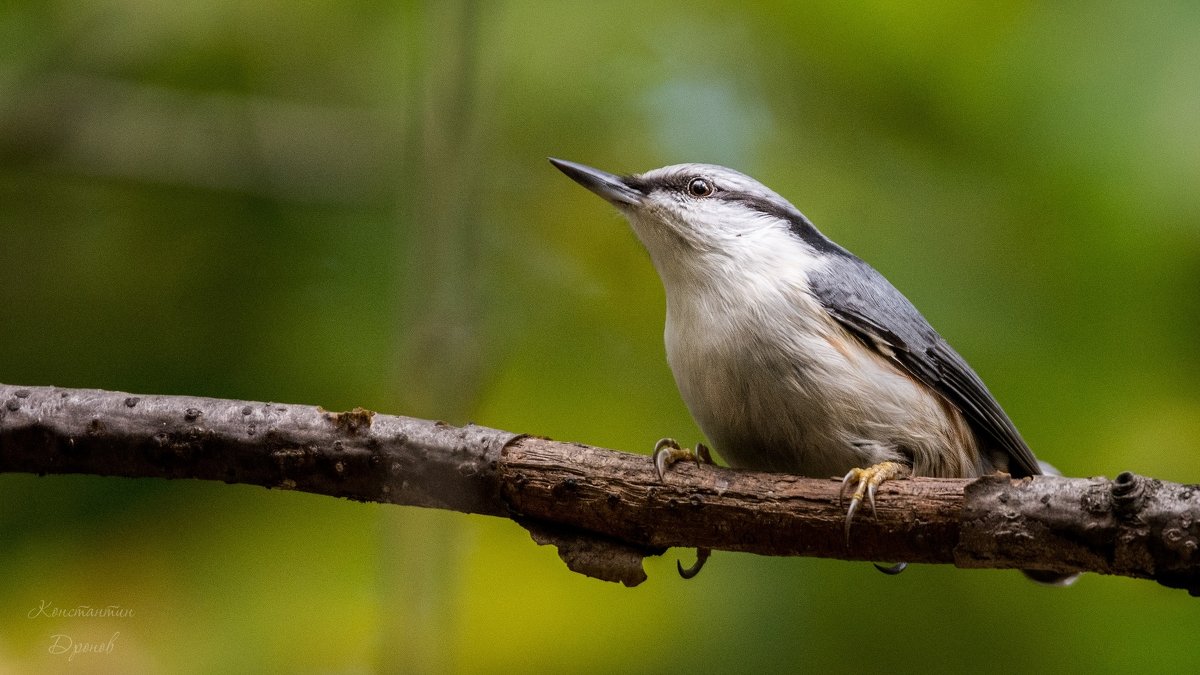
[550,157,1074,585]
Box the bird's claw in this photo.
[652,438,712,481]
[838,460,911,546]
[651,438,715,579]
[874,562,908,575]
[678,547,711,579]
[839,461,912,576]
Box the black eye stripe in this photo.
[627,170,850,256]
[723,195,848,255]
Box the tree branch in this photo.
[1,384,1197,593]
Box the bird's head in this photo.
[549,158,844,287]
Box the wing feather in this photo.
[811,256,1041,477]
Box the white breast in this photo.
[656,238,983,479]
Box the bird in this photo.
[549,156,1075,585]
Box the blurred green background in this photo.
[2,1,1199,672]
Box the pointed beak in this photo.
[549,157,645,207]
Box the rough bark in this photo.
[1,384,1197,593]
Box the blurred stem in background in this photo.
[382,1,486,673]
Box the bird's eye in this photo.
[687,177,713,197]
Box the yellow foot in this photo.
[838,460,911,546]
[652,438,713,481]
[651,438,715,579]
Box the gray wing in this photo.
[810,255,1041,477]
